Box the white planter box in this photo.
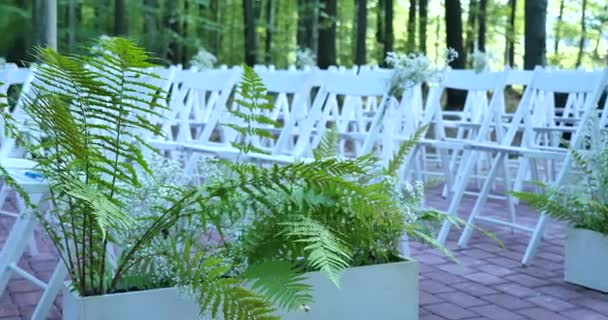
[282,260,418,320]
[565,228,608,293]
[63,260,418,320]
[63,286,200,320]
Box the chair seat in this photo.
[0,158,37,169]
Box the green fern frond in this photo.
[225,65,280,155]
[279,216,351,286]
[169,237,279,320]
[387,124,428,175]
[241,261,313,311]
[313,124,339,160]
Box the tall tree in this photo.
[47,0,57,50]
[143,0,158,55]
[297,0,317,51]
[553,0,565,54]
[243,0,257,66]
[265,0,275,64]
[34,0,57,50]
[477,0,487,52]
[67,0,77,52]
[318,0,337,68]
[576,0,587,66]
[376,0,384,62]
[505,0,517,66]
[524,0,547,69]
[406,0,416,52]
[383,0,394,62]
[114,0,127,35]
[418,0,428,54]
[164,0,181,63]
[210,0,221,55]
[464,0,478,60]
[354,0,367,65]
[445,0,465,108]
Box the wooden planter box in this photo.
[565,228,608,293]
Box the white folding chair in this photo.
[453,68,608,265]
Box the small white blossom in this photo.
[385,48,458,94]
[471,49,491,73]
[190,48,217,70]
[295,47,316,69]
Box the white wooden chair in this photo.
[453,68,608,265]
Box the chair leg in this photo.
[458,153,505,248]
[436,150,480,245]
[0,215,37,294]
[31,262,67,320]
[521,213,549,266]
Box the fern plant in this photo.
[199,67,468,316]
[512,126,608,236]
[0,39,282,320]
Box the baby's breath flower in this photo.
[471,49,491,73]
[385,48,458,94]
[190,48,217,70]
[295,47,316,68]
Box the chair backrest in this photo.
[161,68,239,144]
[504,68,607,150]
[291,71,392,158]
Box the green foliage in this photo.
[168,237,279,320]
[241,261,313,311]
[512,127,608,236]
[224,65,279,155]
[312,124,339,160]
[387,125,428,175]
[0,38,199,296]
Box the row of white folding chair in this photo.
[148,66,397,164]
[444,68,608,265]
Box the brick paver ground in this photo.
[0,187,606,320]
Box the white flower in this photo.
[295,47,316,68]
[190,48,217,70]
[471,49,490,73]
[385,48,458,93]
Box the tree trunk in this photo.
[265,0,275,64]
[68,0,77,52]
[445,0,465,108]
[354,0,367,65]
[406,0,416,52]
[524,0,547,69]
[464,0,477,61]
[376,0,384,62]
[243,0,257,66]
[505,0,516,66]
[164,0,181,63]
[383,0,394,63]
[575,0,587,67]
[144,0,158,54]
[418,0,427,54]
[211,0,221,55]
[477,0,487,52]
[297,0,316,50]
[554,0,565,54]
[181,0,189,64]
[43,0,58,50]
[318,0,337,68]
[114,0,127,36]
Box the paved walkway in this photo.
[0,188,606,320]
